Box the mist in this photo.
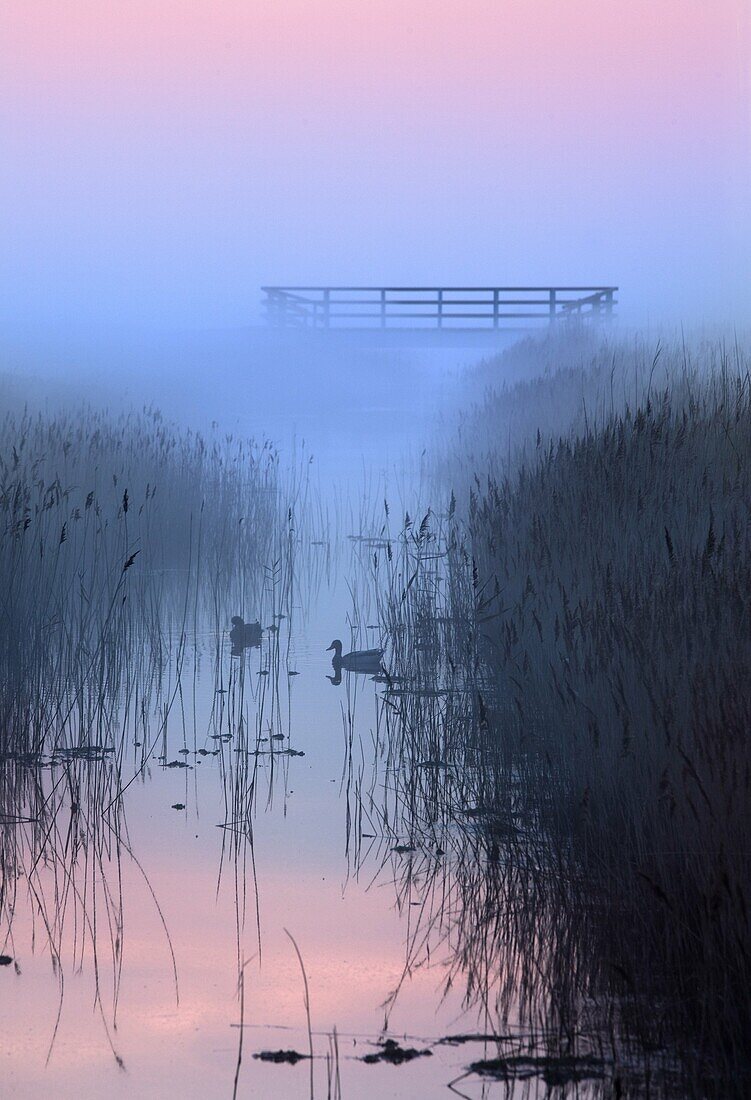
[3,5,751,1098]
[2,0,750,340]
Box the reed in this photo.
[0,405,280,752]
[468,339,751,1087]
[362,331,751,1095]
[0,399,299,1060]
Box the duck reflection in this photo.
[230,616,262,656]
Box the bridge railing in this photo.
[261,286,617,329]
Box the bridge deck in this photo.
[261,285,617,332]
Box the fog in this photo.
[2,325,490,488]
[1,0,750,345]
[3,6,751,1097]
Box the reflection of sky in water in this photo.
[0,409,510,1099]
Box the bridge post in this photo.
[323,288,331,328]
[549,288,557,322]
[437,288,444,328]
[493,288,499,328]
[380,288,386,328]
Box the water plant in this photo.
[358,331,751,1096]
[0,400,298,1062]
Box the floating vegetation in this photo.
[361,1037,433,1065]
[466,1052,608,1085]
[438,1032,512,1046]
[252,1049,311,1064]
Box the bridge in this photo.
[261,285,617,346]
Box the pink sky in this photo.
[1,0,749,326]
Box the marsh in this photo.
[2,328,749,1098]
[2,4,750,1097]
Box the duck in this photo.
[230,616,262,655]
[326,639,384,675]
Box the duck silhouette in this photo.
[230,616,262,656]
[326,639,384,684]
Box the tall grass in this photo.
[470,344,751,1084]
[363,332,751,1094]
[0,400,298,1061]
[0,405,279,754]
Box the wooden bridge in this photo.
[262,285,617,342]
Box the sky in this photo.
[1,0,749,331]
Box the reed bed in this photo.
[359,332,751,1095]
[0,400,311,1062]
[469,343,751,1087]
[0,405,280,753]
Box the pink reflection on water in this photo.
[1,744,489,1098]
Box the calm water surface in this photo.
[3,337,650,1098]
[3,345,528,1098]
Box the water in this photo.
[0,332,685,1097]
[0,336,513,1099]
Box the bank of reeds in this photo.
[471,345,751,1085]
[368,333,751,1094]
[0,402,291,1059]
[0,404,279,755]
